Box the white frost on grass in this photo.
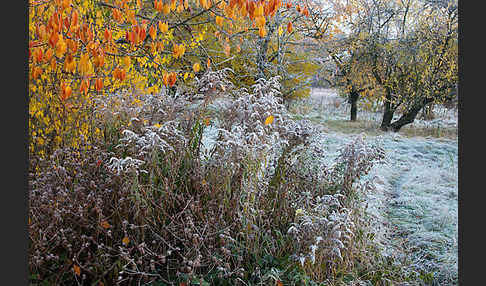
[379,135,458,284]
[299,88,458,285]
[202,87,458,285]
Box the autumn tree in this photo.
[315,0,397,121]
[28,0,322,159]
[363,0,458,131]
[202,0,337,101]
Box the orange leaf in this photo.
[101,220,111,229]
[50,58,57,70]
[168,72,177,86]
[95,78,103,92]
[61,84,72,101]
[149,25,157,39]
[122,236,130,246]
[156,41,164,52]
[32,66,43,80]
[73,264,81,276]
[155,0,162,12]
[49,32,59,48]
[122,56,131,69]
[172,44,185,59]
[64,54,76,73]
[163,72,169,86]
[71,10,78,28]
[34,48,43,64]
[258,26,266,37]
[80,79,90,95]
[302,6,309,17]
[287,21,293,33]
[256,15,266,28]
[104,28,112,43]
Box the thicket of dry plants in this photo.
[28,70,402,285]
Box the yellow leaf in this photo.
[122,236,130,246]
[159,21,169,33]
[79,53,90,75]
[122,56,131,69]
[264,115,274,125]
[163,3,171,14]
[215,16,224,26]
[193,62,200,72]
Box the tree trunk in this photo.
[380,90,394,131]
[389,97,434,132]
[381,106,394,131]
[349,90,360,121]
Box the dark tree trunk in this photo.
[381,106,394,131]
[389,97,434,132]
[380,90,395,131]
[349,90,360,121]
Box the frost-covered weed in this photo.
[29,71,389,285]
[282,136,385,280]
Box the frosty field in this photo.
[291,88,458,285]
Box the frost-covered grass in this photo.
[289,88,458,285]
[382,136,458,285]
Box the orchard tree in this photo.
[365,0,458,131]
[316,0,395,121]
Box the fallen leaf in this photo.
[73,264,81,276]
[264,115,274,125]
[101,220,111,229]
